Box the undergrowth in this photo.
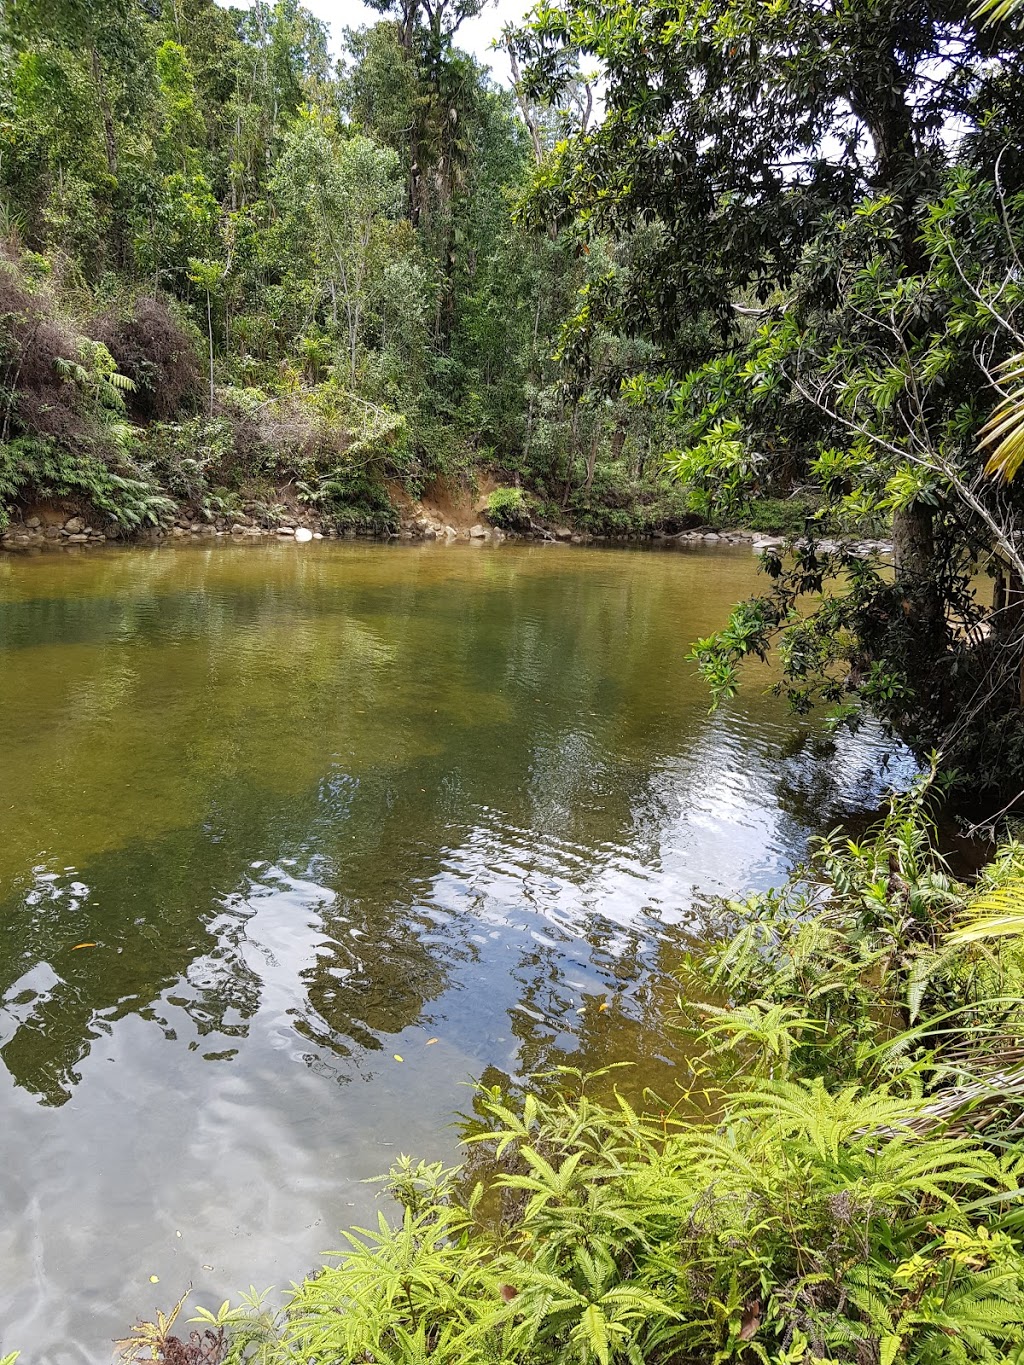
[118,776,1024,1365]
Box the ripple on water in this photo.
[0,542,920,1356]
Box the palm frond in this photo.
[948,883,1024,944]
[974,0,1023,23]
[981,354,1024,481]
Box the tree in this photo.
[272,113,403,383]
[510,0,1024,797]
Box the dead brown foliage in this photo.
[0,252,88,447]
[93,297,202,420]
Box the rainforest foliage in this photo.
[119,781,1024,1365]
[507,0,1024,794]
[0,0,686,539]
[5,0,1024,784]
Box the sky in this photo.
[217,0,531,83]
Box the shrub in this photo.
[175,779,1024,1365]
[92,297,202,421]
[189,1074,1024,1365]
[486,485,529,529]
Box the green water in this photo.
[0,540,915,1359]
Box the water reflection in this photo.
[0,541,917,1358]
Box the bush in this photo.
[190,1076,1024,1365]
[92,296,202,421]
[486,485,530,529]
[0,436,175,531]
[163,779,1024,1365]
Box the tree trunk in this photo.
[89,43,124,268]
[892,502,942,642]
[206,289,215,417]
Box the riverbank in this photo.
[0,539,917,1355]
[118,785,1024,1365]
[0,495,894,557]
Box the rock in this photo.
[64,516,85,534]
[25,516,41,529]
[277,526,295,536]
[313,532,323,539]
[230,523,247,535]
[199,524,216,536]
[67,533,89,542]
[294,527,313,542]
[422,528,436,541]
[44,526,61,540]
[554,526,573,541]
[703,532,721,541]
[469,524,487,538]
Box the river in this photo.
[0,539,917,1359]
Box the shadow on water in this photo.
[0,541,919,1359]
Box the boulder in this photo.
[554,526,573,541]
[469,524,487,539]
[64,516,85,534]
[294,527,313,542]
[25,516,41,529]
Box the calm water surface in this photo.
[0,540,916,1359]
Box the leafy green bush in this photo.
[0,436,174,530]
[566,478,698,536]
[486,485,530,529]
[194,1073,1024,1365]
[736,496,818,537]
[180,779,1024,1365]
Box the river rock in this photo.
[25,516,41,529]
[703,532,721,541]
[554,526,573,541]
[277,526,295,536]
[469,524,487,538]
[294,527,313,542]
[64,516,85,534]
